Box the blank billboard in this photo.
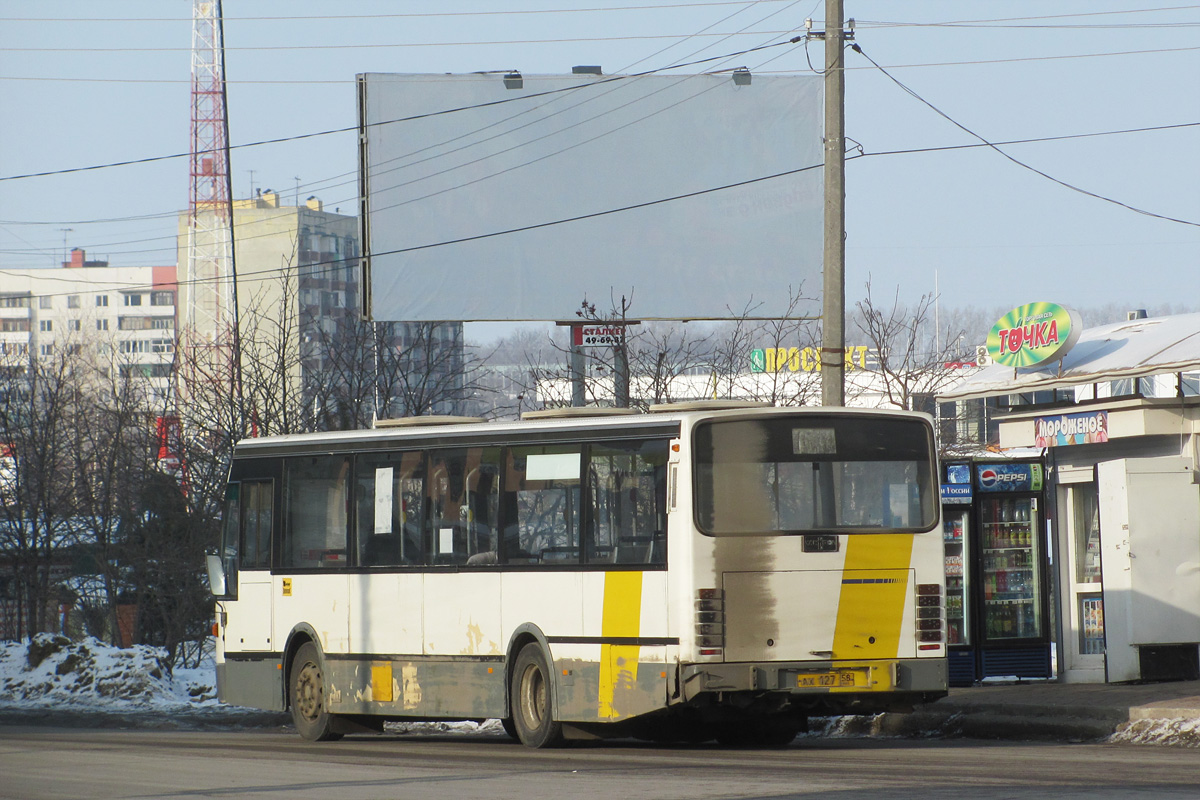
[358,71,823,322]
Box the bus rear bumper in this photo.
[677,657,947,714]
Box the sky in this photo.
[1,1,1198,341]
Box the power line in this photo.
[6,29,804,53]
[6,42,1198,86]
[0,2,795,23]
[4,118,1196,263]
[860,123,1200,157]
[5,120,1192,232]
[2,9,804,249]
[838,44,1200,70]
[856,5,1200,29]
[4,161,823,303]
[851,43,1200,229]
[8,112,1200,302]
[2,5,801,262]
[356,1,803,221]
[0,38,802,183]
[6,3,1193,25]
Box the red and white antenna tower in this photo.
[179,0,242,433]
[184,0,235,343]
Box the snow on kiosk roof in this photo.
[941,312,1200,401]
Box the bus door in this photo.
[224,481,275,651]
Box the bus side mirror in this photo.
[206,553,227,597]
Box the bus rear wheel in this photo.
[510,643,564,748]
[289,642,343,741]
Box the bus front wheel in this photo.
[510,643,564,748]
[289,642,343,741]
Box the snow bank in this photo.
[0,634,497,735]
[0,634,218,712]
[3,634,1196,747]
[1110,718,1200,748]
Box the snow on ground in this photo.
[0,634,499,737]
[1110,718,1200,748]
[0,634,220,712]
[2,634,1197,746]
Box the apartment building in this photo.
[0,249,178,406]
[178,191,464,421]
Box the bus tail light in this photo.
[696,588,724,656]
[916,583,944,648]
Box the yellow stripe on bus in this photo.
[598,570,643,719]
[832,534,915,662]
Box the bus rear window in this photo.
[693,415,937,535]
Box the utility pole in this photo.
[820,0,848,406]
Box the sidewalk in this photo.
[871,678,1200,745]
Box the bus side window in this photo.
[588,439,669,566]
[428,447,502,566]
[355,451,425,567]
[283,455,350,569]
[503,445,582,564]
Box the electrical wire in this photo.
[3,159,823,303]
[9,107,1200,302]
[0,38,801,183]
[851,43,1200,229]
[4,119,1196,262]
[1,3,806,248]
[6,29,804,53]
[856,5,1200,29]
[0,2,795,23]
[6,43,1198,85]
[2,4,803,260]
[357,4,808,217]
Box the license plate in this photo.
[796,669,864,688]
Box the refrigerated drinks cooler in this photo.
[941,459,1053,685]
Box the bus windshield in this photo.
[693,414,937,535]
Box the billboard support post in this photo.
[570,344,586,407]
[614,342,630,408]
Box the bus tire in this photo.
[510,643,564,748]
[499,716,519,740]
[289,642,343,742]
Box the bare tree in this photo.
[849,279,975,457]
[710,291,822,407]
[67,338,160,645]
[476,326,562,419]
[313,319,492,425]
[0,343,87,638]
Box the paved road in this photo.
[1,727,1197,800]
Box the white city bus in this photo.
[207,403,947,747]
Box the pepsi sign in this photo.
[976,463,1043,493]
